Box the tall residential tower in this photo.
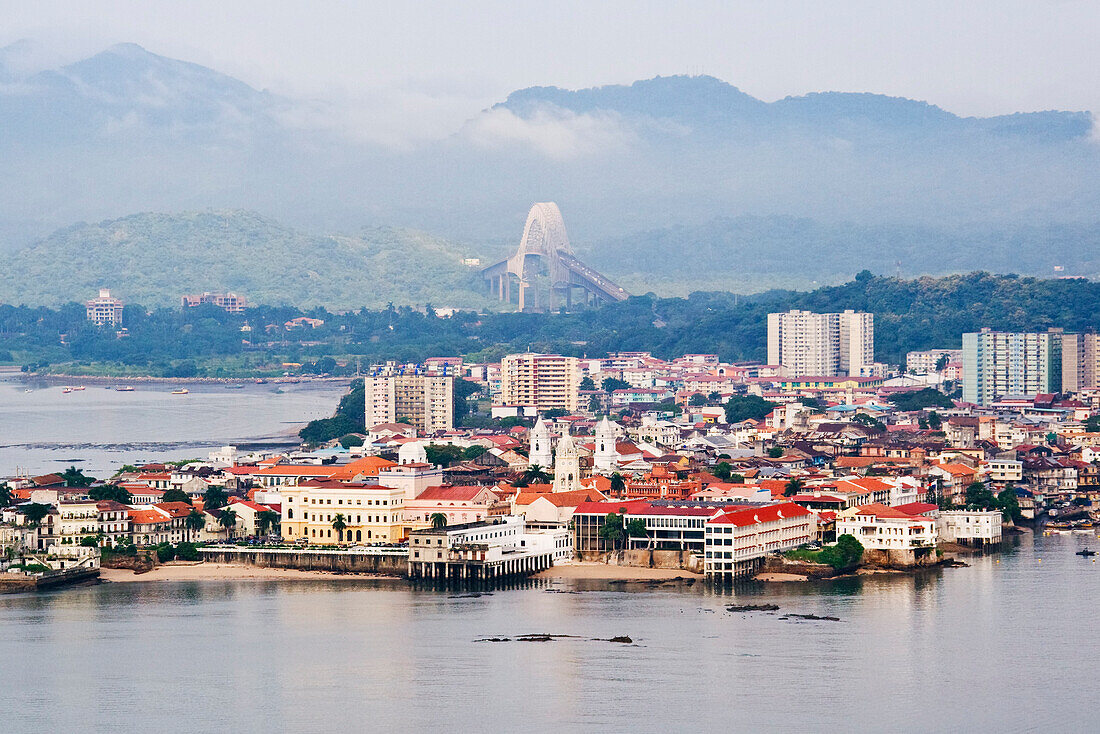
[767,309,873,377]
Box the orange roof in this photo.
[414,486,498,502]
[937,462,977,476]
[852,503,933,521]
[514,488,606,507]
[255,465,341,477]
[153,502,193,518]
[128,509,170,524]
[330,456,397,480]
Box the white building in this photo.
[592,416,620,475]
[962,328,1063,406]
[704,502,817,578]
[499,353,580,414]
[86,288,124,326]
[364,372,454,435]
[836,503,937,551]
[767,309,873,377]
[938,510,1003,546]
[986,459,1023,483]
[906,349,963,374]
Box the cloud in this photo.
[460,105,636,160]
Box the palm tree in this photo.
[256,510,280,538]
[609,472,626,496]
[185,509,205,542]
[332,513,348,542]
[429,512,448,530]
[204,486,228,511]
[784,478,805,497]
[523,464,552,485]
[217,508,238,539]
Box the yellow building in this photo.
[499,353,580,413]
[280,481,405,545]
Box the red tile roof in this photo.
[708,502,813,526]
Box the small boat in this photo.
[62,387,73,394]
[72,386,86,391]
[171,388,189,395]
[1048,521,1073,530]
[224,384,245,389]
[116,386,135,392]
[1077,548,1096,557]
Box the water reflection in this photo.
[0,531,1096,731]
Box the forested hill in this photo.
[0,211,495,310]
[3,272,1098,374]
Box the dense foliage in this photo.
[889,388,956,411]
[724,396,777,423]
[5,273,1100,377]
[299,380,365,444]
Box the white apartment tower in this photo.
[767,309,873,377]
[962,328,1063,406]
[364,373,454,435]
[499,353,580,414]
[86,288,124,326]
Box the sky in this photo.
[3,0,1100,143]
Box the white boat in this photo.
[62,387,73,394]
[116,386,135,392]
[73,386,86,391]
[171,388,190,395]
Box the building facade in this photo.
[962,328,1063,406]
[280,482,405,545]
[181,292,247,313]
[86,289,124,326]
[364,373,454,435]
[499,353,580,414]
[1062,332,1100,392]
[767,310,873,377]
[906,349,963,374]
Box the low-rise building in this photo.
[280,481,405,545]
[939,510,1003,546]
[836,503,938,555]
[703,502,816,579]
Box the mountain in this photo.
[0,211,494,310]
[2,43,1100,294]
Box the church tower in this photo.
[552,427,581,493]
[529,416,553,469]
[593,416,619,475]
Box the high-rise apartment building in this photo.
[962,328,1063,406]
[86,288,124,326]
[906,349,963,374]
[499,353,580,414]
[181,292,247,313]
[1061,332,1100,392]
[767,310,873,377]
[364,372,454,435]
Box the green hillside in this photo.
[0,211,496,310]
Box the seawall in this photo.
[198,547,408,576]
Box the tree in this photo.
[338,434,365,449]
[625,518,649,547]
[0,483,14,507]
[204,486,228,511]
[767,446,784,459]
[332,513,348,542]
[579,376,596,391]
[22,503,50,528]
[185,509,205,541]
[996,487,1022,523]
[927,411,943,430]
[784,478,804,497]
[598,511,626,550]
[965,481,996,510]
[175,542,200,561]
[256,510,280,537]
[730,473,744,483]
[934,354,950,372]
[713,462,733,481]
[425,444,464,468]
[601,377,631,393]
[161,487,191,504]
[522,464,552,485]
[430,512,448,530]
[462,445,487,460]
[217,508,238,536]
[1086,415,1100,433]
[60,466,94,487]
[708,391,721,403]
[87,484,133,504]
[609,472,626,495]
[724,395,777,423]
[689,393,707,406]
[817,534,864,570]
[852,413,885,431]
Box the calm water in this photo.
[1,530,1096,732]
[0,375,345,476]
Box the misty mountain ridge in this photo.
[1,41,1099,296]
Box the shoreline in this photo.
[100,563,399,583]
[14,373,353,386]
[536,562,703,581]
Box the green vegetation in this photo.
[161,488,191,504]
[0,211,495,310]
[424,444,465,468]
[203,486,228,511]
[725,395,776,423]
[22,503,50,527]
[430,513,448,530]
[7,272,1100,379]
[60,466,93,487]
[88,484,133,504]
[300,379,365,444]
[889,388,955,412]
[787,534,865,570]
[598,511,627,550]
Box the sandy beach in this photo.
[536,563,702,581]
[100,563,395,583]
